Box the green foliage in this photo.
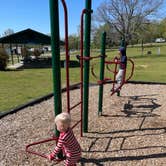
[92,23,120,48]
[160,18,166,38]
[68,35,80,50]
[138,19,166,43]
[0,48,9,70]
[2,28,14,36]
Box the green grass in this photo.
[0,69,53,112]
[0,45,166,113]
[130,54,166,82]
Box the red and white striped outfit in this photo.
[49,128,81,166]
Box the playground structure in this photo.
[94,52,134,115]
[26,0,134,163]
[25,0,90,162]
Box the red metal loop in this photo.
[80,56,91,60]
[97,80,103,85]
[90,55,105,59]
[91,63,98,79]
[80,55,106,61]
[26,136,64,163]
[106,64,118,74]
[97,78,112,85]
[126,58,134,82]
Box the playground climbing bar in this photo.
[61,0,70,112]
[98,32,106,115]
[83,0,92,133]
[49,0,62,136]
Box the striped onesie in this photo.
[49,128,81,166]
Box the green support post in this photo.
[120,38,125,48]
[49,0,62,136]
[83,0,92,133]
[120,38,127,54]
[98,32,106,115]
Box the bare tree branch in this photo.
[95,0,164,41]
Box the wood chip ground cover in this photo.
[0,84,166,166]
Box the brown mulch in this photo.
[0,83,166,166]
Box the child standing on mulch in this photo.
[111,47,127,93]
[116,47,127,87]
[47,112,81,166]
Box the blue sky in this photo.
[0,0,166,39]
[0,0,103,38]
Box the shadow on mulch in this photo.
[80,152,166,166]
[81,126,166,165]
[80,93,166,165]
[102,94,161,120]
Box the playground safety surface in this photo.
[0,83,166,166]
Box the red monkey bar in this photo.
[25,137,63,164]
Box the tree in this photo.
[2,28,14,37]
[137,18,166,43]
[0,47,9,71]
[159,18,166,38]
[68,34,80,50]
[95,0,164,43]
[92,23,120,48]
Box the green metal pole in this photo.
[83,0,92,133]
[120,38,127,54]
[120,38,125,48]
[49,0,62,136]
[98,32,106,115]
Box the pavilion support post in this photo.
[16,44,20,63]
[10,43,14,65]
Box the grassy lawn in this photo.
[0,45,166,113]
[0,69,53,112]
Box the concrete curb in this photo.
[127,81,166,85]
